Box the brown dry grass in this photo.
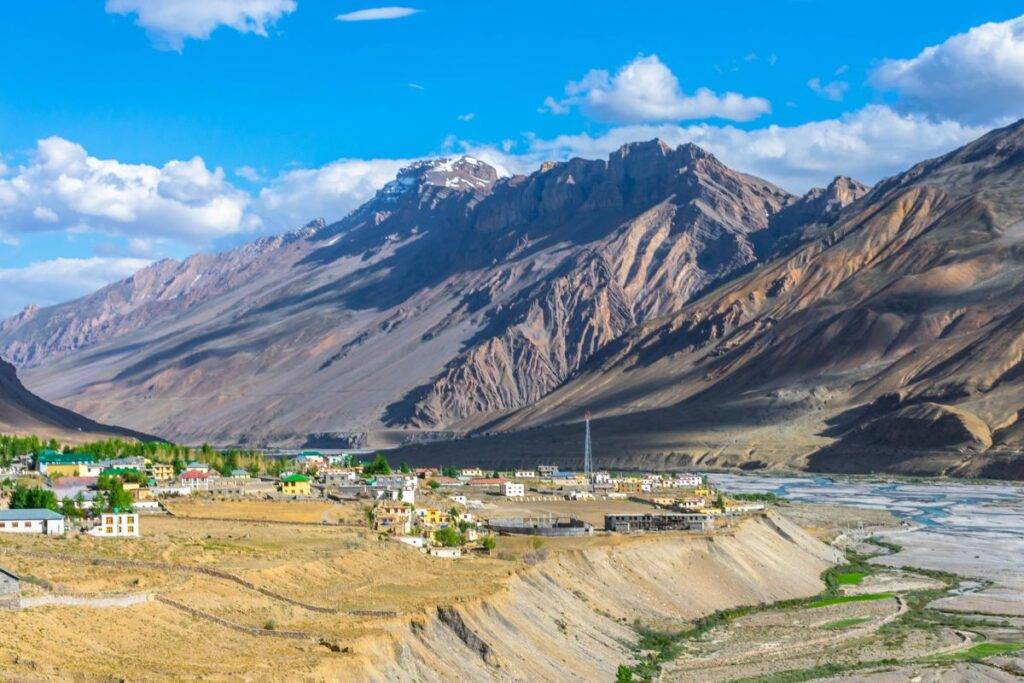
[164,498,362,524]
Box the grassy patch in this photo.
[927,642,1023,662]
[822,616,870,630]
[834,571,866,585]
[733,658,902,682]
[804,592,894,609]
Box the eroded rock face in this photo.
[0,144,811,444]
[475,118,1024,478]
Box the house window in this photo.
[105,526,113,534]
[127,526,134,533]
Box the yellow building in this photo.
[46,463,84,478]
[694,487,714,498]
[417,508,446,526]
[149,463,174,481]
[280,473,311,496]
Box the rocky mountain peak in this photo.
[377,156,498,203]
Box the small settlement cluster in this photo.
[0,446,767,557]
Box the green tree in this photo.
[480,535,496,552]
[616,665,634,682]
[247,460,260,478]
[9,484,59,512]
[363,454,392,476]
[107,481,135,513]
[427,480,440,490]
[433,526,464,547]
[399,462,412,474]
[441,466,458,478]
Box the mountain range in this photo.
[3,120,1024,478]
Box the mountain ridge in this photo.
[0,141,852,447]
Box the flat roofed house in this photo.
[0,509,65,535]
[184,461,210,474]
[502,482,525,497]
[88,512,139,537]
[280,473,311,496]
[149,463,174,481]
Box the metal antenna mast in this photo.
[583,409,592,485]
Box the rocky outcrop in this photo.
[1,144,807,445]
[456,118,1024,479]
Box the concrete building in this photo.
[88,512,139,537]
[280,473,311,496]
[0,509,65,535]
[180,470,214,490]
[604,512,692,533]
[514,470,537,479]
[36,451,95,476]
[537,465,558,477]
[459,468,484,477]
[373,503,413,535]
[184,461,210,474]
[0,566,20,603]
[675,474,703,488]
[502,482,525,497]
[149,463,174,481]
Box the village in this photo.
[0,442,767,584]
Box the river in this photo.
[708,472,1024,614]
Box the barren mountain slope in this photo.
[2,145,818,445]
[444,119,1024,479]
[0,358,151,442]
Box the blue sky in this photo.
[1,1,1023,315]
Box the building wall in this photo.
[0,573,19,597]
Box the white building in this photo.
[0,509,65,535]
[593,472,612,485]
[450,494,467,505]
[675,474,703,488]
[502,482,525,497]
[88,512,140,537]
[459,468,484,478]
[396,535,428,549]
[514,470,537,479]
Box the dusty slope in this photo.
[439,118,1024,479]
[1,144,831,446]
[347,513,837,682]
[0,357,151,442]
[0,512,836,681]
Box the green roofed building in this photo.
[37,451,96,476]
[280,473,311,496]
[38,451,95,465]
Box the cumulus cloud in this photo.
[871,14,1024,124]
[0,137,249,244]
[105,0,296,50]
[462,105,988,193]
[0,257,152,317]
[457,113,475,122]
[252,158,411,232]
[543,55,771,123]
[337,7,421,22]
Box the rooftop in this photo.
[281,474,310,483]
[0,509,64,521]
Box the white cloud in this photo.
[105,0,296,50]
[544,55,771,123]
[0,137,249,245]
[337,7,421,22]
[871,14,1024,124]
[235,165,265,183]
[457,113,475,122]
[407,82,425,91]
[808,77,849,101]
[461,105,988,193]
[0,257,153,317]
[252,158,411,232]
